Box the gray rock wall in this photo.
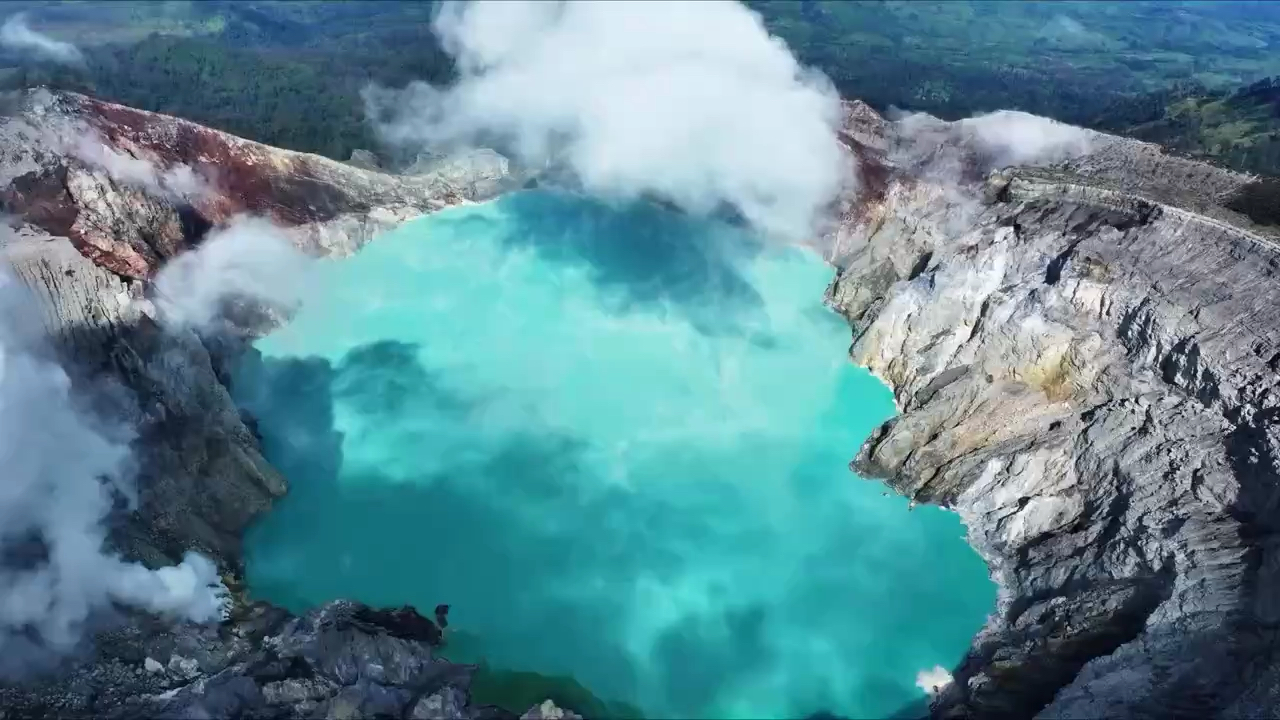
[828,114,1280,718]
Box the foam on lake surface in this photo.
[235,190,994,719]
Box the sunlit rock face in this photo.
[829,109,1280,719]
[234,190,994,719]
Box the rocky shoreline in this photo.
[1,88,1278,718]
[829,101,1280,718]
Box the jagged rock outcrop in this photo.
[827,101,1280,718]
[0,89,531,719]
[3,598,580,720]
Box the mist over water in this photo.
[235,191,993,719]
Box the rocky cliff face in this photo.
[828,101,1280,718]
[0,88,546,719]
[4,85,1278,720]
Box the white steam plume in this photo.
[65,129,208,200]
[151,216,312,332]
[894,109,1096,174]
[363,0,849,240]
[915,665,953,696]
[888,108,1096,235]
[0,13,84,67]
[0,262,227,673]
[958,110,1096,167]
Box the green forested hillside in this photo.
[6,1,1280,175]
[1094,78,1280,176]
[749,0,1280,123]
[3,2,455,160]
[748,1,1280,176]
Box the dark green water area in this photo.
[233,190,994,719]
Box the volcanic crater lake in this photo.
[233,190,994,719]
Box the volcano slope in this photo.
[0,88,1278,719]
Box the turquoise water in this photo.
[234,191,994,719]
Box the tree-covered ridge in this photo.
[7,1,1280,176]
[8,37,373,160]
[748,0,1280,121]
[3,2,457,161]
[1092,78,1280,177]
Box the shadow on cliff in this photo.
[483,190,769,338]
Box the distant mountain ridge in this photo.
[9,1,1280,177]
[1094,76,1280,178]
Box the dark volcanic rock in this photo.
[0,599,514,720]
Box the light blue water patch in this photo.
[234,190,994,719]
